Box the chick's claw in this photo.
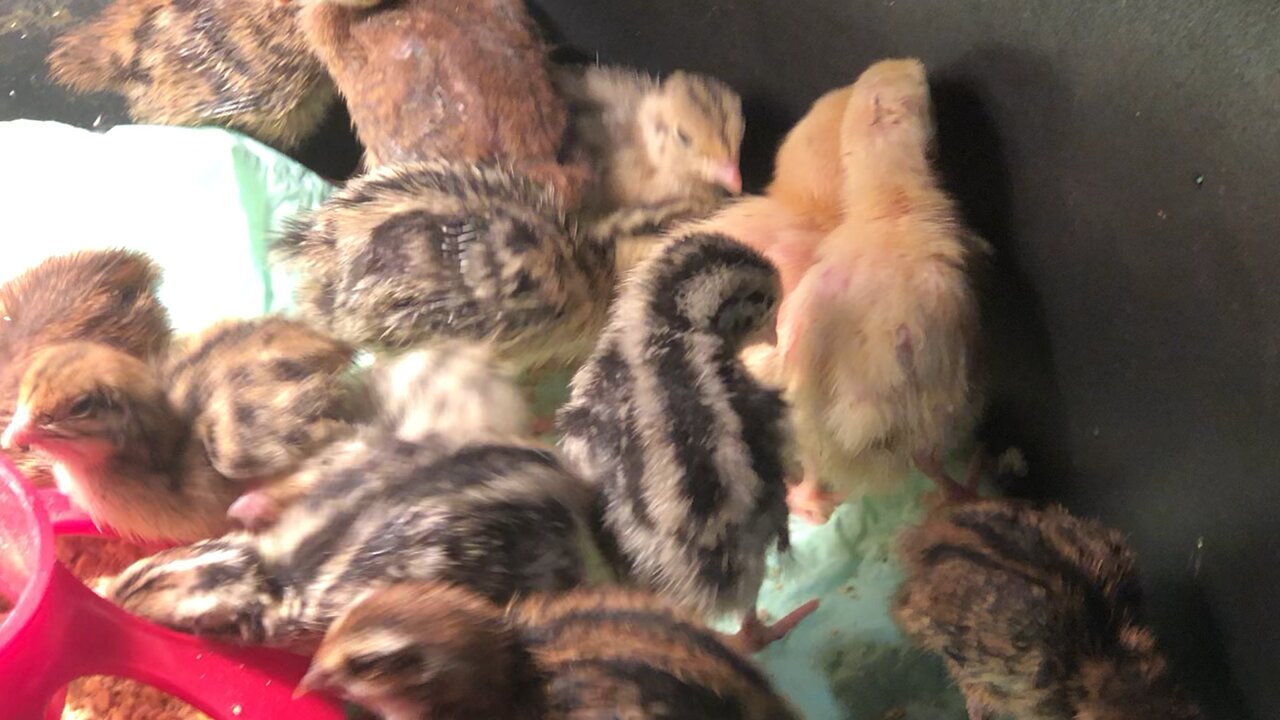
[729,599,820,654]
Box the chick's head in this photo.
[2,341,175,470]
[302,582,526,718]
[639,71,745,195]
[649,233,780,348]
[841,58,935,176]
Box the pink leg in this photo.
[786,472,847,525]
[914,451,978,503]
[727,599,820,654]
[531,414,557,436]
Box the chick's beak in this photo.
[2,407,35,451]
[712,161,743,194]
[294,663,332,699]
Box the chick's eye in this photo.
[68,394,97,418]
[675,128,692,147]
[344,655,380,677]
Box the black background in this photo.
[3,1,1277,717]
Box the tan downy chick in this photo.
[0,249,172,487]
[773,58,989,522]
[1,317,358,542]
[287,0,582,198]
[300,582,800,720]
[555,64,745,216]
[48,0,335,150]
[893,499,1203,720]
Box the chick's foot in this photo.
[727,599,820,654]
[786,476,845,524]
[914,451,980,504]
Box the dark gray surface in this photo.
[4,1,1277,717]
[529,1,1277,718]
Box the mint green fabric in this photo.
[0,120,331,333]
[3,120,967,719]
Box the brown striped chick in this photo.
[273,161,615,371]
[164,316,360,481]
[109,440,607,651]
[286,0,581,198]
[0,317,358,542]
[227,339,532,527]
[556,234,817,654]
[555,64,745,217]
[771,58,989,523]
[47,0,335,150]
[893,499,1203,720]
[299,582,800,720]
[0,249,172,487]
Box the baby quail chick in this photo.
[289,0,578,195]
[1,317,357,542]
[893,499,1203,720]
[557,233,816,653]
[2,340,238,541]
[301,582,800,720]
[164,315,359,481]
[273,160,614,369]
[555,64,745,216]
[0,249,172,486]
[48,0,335,149]
[773,59,989,522]
[111,440,605,649]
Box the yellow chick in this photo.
[775,59,990,522]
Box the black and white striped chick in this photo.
[47,0,335,150]
[273,161,615,370]
[109,347,609,649]
[556,233,817,653]
[893,499,1203,720]
[299,582,800,720]
[0,316,357,542]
